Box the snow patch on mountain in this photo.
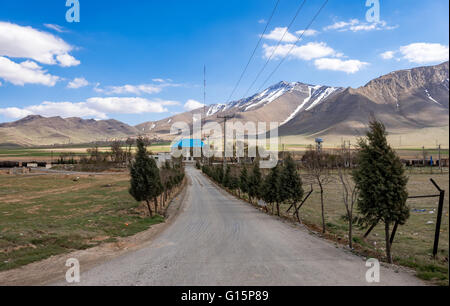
[305,87,340,111]
[244,85,290,111]
[424,89,441,105]
[206,104,226,116]
[281,85,318,125]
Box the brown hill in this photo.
[0,115,138,147]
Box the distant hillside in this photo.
[0,115,138,147]
[279,62,449,139]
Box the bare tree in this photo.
[125,137,135,164]
[303,150,333,233]
[337,164,359,248]
[111,140,125,163]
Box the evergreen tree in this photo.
[262,164,283,215]
[228,175,240,194]
[129,137,163,217]
[352,119,409,263]
[215,165,224,184]
[223,165,231,187]
[248,162,263,204]
[239,166,249,198]
[281,154,304,219]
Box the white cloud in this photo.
[106,84,162,95]
[184,99,205,111]
[263,42,337,61]
[0,21,79,67]
[399,43,449,64]
[0,102,106,120]
[67,77,89,89]
[324,19,359,31]
[262,38,367,74]
[262,27,298,43]
[0,107,33,119]
[314,58,369,74]
[29,102,107,119]
[295,29,319,37]
[380,43,449,64]
[95,81,181,95]
[0,97,180,120]
[44,24,66,33]
[258,19,266,24]
[380,51,395,60]
[0,56,59,86]
[85,97,178,114]
[56,54,80,67]
[324,19,397,32]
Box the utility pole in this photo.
[217,114,235,170]
[438,144,442,173]
[422,146,426,167]
[202,65,206,163]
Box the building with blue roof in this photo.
[172,139,205,149]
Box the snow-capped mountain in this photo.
[135,81,343,136]
[203,81,341,118]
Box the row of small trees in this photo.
[129,137,185,217]
[201,119,409,264]
[202,155,304,218]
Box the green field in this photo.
[0,174,163,271]
[0,143,172,160]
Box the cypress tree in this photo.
[129,137,163,217]
[239,166,249,198]
[281,154,304,219]
[248,162,263,204]
[223,165,231,187]
[263,164,282,215]
[352,119,409,263]
[229,175,240,194]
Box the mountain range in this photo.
[0,61,448,147]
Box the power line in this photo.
[256,0,329,92]
[242,0,307,99]
[225,0,281,104]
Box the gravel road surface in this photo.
[63,165,424,286]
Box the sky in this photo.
[0,0,448,126]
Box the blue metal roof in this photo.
[172,139,205,148]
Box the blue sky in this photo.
[0,0,448,125]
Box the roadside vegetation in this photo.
[0,138,185,272]
[201,119,449,285]
[129,137,185,217]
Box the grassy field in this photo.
[1,144,447,162]
[277,172,449,285]
[0,173,163,272]
[0,143,172,161]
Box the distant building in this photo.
[171,139,206,162]
[172,139,205,149]
[151,152,172,168]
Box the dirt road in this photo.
[60,165,424,286]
